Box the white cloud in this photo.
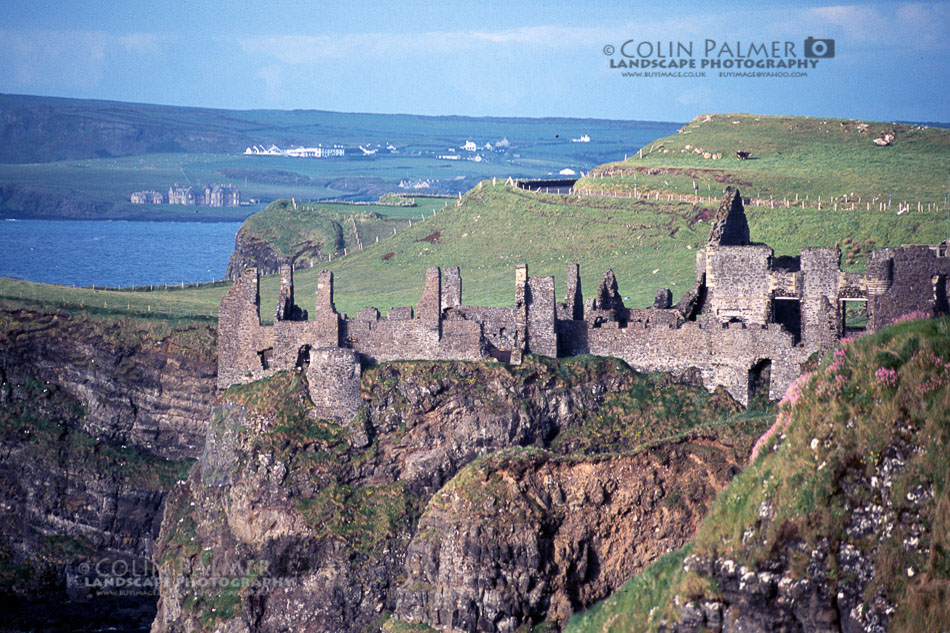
[677,85,713,107]
[238,24,629,66]
[257,64,284,100]
[0,29,171,91]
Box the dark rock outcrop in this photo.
[396,441,746,632]
[225,225,328,281]
[0,307,217,630]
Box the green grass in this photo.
[564,546,693,633]
[577,113,950,206]
[232,198,450,268]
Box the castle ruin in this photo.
[217,189,950,417]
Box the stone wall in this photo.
[217,191,950,413]
[306,348,362,423]
[706,245,773,325]
[868,245,950,330]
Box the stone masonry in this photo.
[217,188,950,417]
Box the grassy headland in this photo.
[576,113,950,207]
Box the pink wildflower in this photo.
[874,367,898,388]
[750,371,814,461]
[889,311,931,326]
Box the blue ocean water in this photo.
[0,219,239,288]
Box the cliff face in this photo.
[395,443,745,632]
[224,228,326,280]
[151,357,762,633]
[0,306,217,631]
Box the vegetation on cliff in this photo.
[566,316,950,632]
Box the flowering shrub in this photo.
[874,366,898,388]
[750,371,814,461]
[888,310,931,326]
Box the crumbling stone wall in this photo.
[868,245,950,330]
[706,245,773,325]
[218,190,950,412]
[306,348,362,423]
[217,268,273,388]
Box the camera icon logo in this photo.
[804,37,835,58]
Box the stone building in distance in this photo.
[165,183,241,207]
[217,188,950,420]
[130,190,164,204]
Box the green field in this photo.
[577,113,950,207]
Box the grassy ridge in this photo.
[577,113,950,206]
[237,197,450,256]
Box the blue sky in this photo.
[0,0,947,122]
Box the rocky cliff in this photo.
[151,356,766,633]
[0,306,218,631]
[565,316,950,633]
[224,201,343,280]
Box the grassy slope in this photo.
[576,113,950,206]
[566,316,950,632]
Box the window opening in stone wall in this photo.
[295,345,312,370]
[935,275,949,315]
[773,298,802,344]
[841,299,868,336]
[258,348,274,371]
[748,358,771,408]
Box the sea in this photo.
[0,219,239,288]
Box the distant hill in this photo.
[0,93,670,164]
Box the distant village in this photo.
[244,144,345,158]
[130,184,241,207]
